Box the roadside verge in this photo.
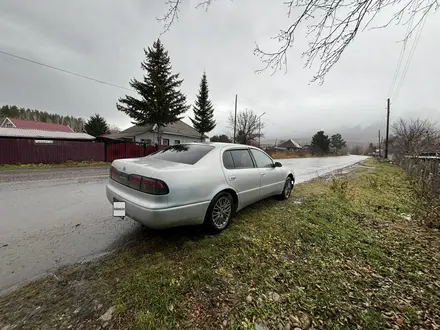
[0,161,110,171]
[1,159,438,329]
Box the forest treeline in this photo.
[0,105,85,132]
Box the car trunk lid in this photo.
[111,157,192,178]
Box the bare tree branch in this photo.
[158,0,215,32]
[159,0,439,83]
[157,0,182,34]
[195,0,216,11]
[391,118,440,157]
[227,109,266,145]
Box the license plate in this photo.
[113,200,126,217]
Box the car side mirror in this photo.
[273,161,282,168]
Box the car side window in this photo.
[229,149,254,169]
[250,149,274,168]
[222,151,235,169]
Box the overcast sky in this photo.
[0,0,439,141]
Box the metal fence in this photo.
[105,142,165,162]
[0,138,166,164]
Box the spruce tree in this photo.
[330,133,347,154]
[190,71,216,141]
[117,39,190,143]
[84,114,110,137]
[311,130,331,155]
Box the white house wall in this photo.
[134,132,202,145]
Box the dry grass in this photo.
[0,160,111,170]
[270,152,311,159]
[270,152,340,159]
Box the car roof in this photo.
[176,142,272,166]
[182,142,256,149]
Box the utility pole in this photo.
[233,94,237,143]
[385,98,390,159]
[378,130,381,157]
[258,125,261,147]
[258,112,266,148]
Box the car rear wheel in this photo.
[278,177,294,200]
[204,192,234,233]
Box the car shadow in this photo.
[141,224,209,242]
[106,221,210,258]
[107,195,290,259]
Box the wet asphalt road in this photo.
[0,155,368,293]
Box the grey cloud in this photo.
[0,0,439,142]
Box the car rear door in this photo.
[249,148,285,198]
[221,148,261,209]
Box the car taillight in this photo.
[110,166,118,179]
[128,174,142,190]
[140,177,169,195]
[109,166,168,195]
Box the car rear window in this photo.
[148,144,214,165]
[222,151,235,169]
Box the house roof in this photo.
[278,139,302,149]
[104,120,206,140]
[2,117,74,132]
[119,123,153,135]
[0,127,95,140]
[100,132,135,140]
[162,120,208,138]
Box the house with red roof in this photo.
[0,117,94,140]
[0,117,97,164]
[1,117,74,132]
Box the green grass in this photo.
[1,160,439,330]
[0,160,110,170]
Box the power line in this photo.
[0,49,133,92]
[388,3,416,97]
[393,13,428,101]
[388,31,410,97]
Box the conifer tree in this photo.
[117,39,189,143]
[190,71,216,141]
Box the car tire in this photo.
[204,191,234,233]
[278,177,294,200]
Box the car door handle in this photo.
[261,173,266,176]
[229,176,236,180]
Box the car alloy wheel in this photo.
[205,191,234,233]
[278,177,293,200]
[284,179,293,198]
[212,196,232,229]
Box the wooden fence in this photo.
[399,156,440,195]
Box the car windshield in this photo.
[147,144,214,165]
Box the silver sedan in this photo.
[106,142,295,232]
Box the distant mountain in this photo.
[262,108,440,147]
[312,108,440,145]
[334,122,386,144]
[334,108,440,144]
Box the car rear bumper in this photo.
[106,180,209,229]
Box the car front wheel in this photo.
[278,177,294,200]
[204,192,234,233]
